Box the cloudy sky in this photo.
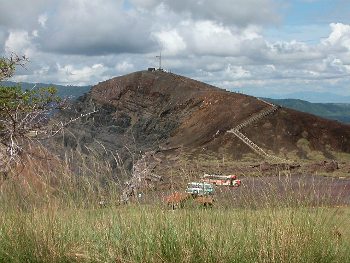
[1,0,350,101]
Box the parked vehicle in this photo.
[202,174,241,187]
[186,182,215,196]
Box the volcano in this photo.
[55,70,350,162]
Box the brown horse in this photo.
[164,192,214,209]
[164,192,191,209]
[195,196,214,207]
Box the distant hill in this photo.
[0,81,91,99]
[1,81,349,124]
[53,71,350,164]
[265,98,350,124]
[277,91,350,103]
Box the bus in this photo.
[202,174,241,187]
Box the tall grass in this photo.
[0,151,349,262]
[0,205,349,262]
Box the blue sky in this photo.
[269,0,350,42]
[1,0,350,102]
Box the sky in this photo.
[1,0,350,101]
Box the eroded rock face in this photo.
[50,70,350,180]
[50,71,207,175]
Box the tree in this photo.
[0,55,60,171]
[0,85,60,162]
[0,54,27,80]
[0,55,96,174]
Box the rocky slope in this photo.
[55,70,350,160]
[48,70,350,199]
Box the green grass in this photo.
[0,151,349,262]
[0,205,349,263]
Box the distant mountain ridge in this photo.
[268,91,350,103]
[1,80,349,124]
[265,98,350,124]
[0,81,91,99]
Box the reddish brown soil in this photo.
[242,107,350,156]
[50,70,350,202]
[89,70,350,159]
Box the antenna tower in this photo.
[156,52,162,70]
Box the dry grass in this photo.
[0,150,349,262]
[0,204,349,263]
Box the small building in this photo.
[148,67,156,72]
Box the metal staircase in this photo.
[229,105,279,131]
[226,102,289,163]
[227,128,268,156]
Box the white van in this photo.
[186,182,214,196]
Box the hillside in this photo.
[52,71,350,166]
[2,80,349,124]
[266,98,350,124]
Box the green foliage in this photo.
[0,85,60,112]
[0,55,27,82]
[0,57,16,80]
[0,55,62,169]
[0,55,59,119]
[0,85,60,141]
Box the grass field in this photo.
[0,204,349,263]
[0,153,349,263]
[1,173,350,263]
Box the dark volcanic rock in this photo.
[51,70,350,177]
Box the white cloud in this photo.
[54,63,108,85]
[151,20,265,57]
[4,30,36,57]
[130,0,280,26]
[0,29,8,52]
[38,14,48,28]
[188,21,243,56]
[0,0,49,30]
[33,0,155,55]
[225,65,251,79]
[116,61,135,73]
[322,23,350,52]
[130,0,159,9]
[152,29,186,55]
[33,65,50,76]
[2,1,350,99]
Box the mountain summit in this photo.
[56,70,350,169]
